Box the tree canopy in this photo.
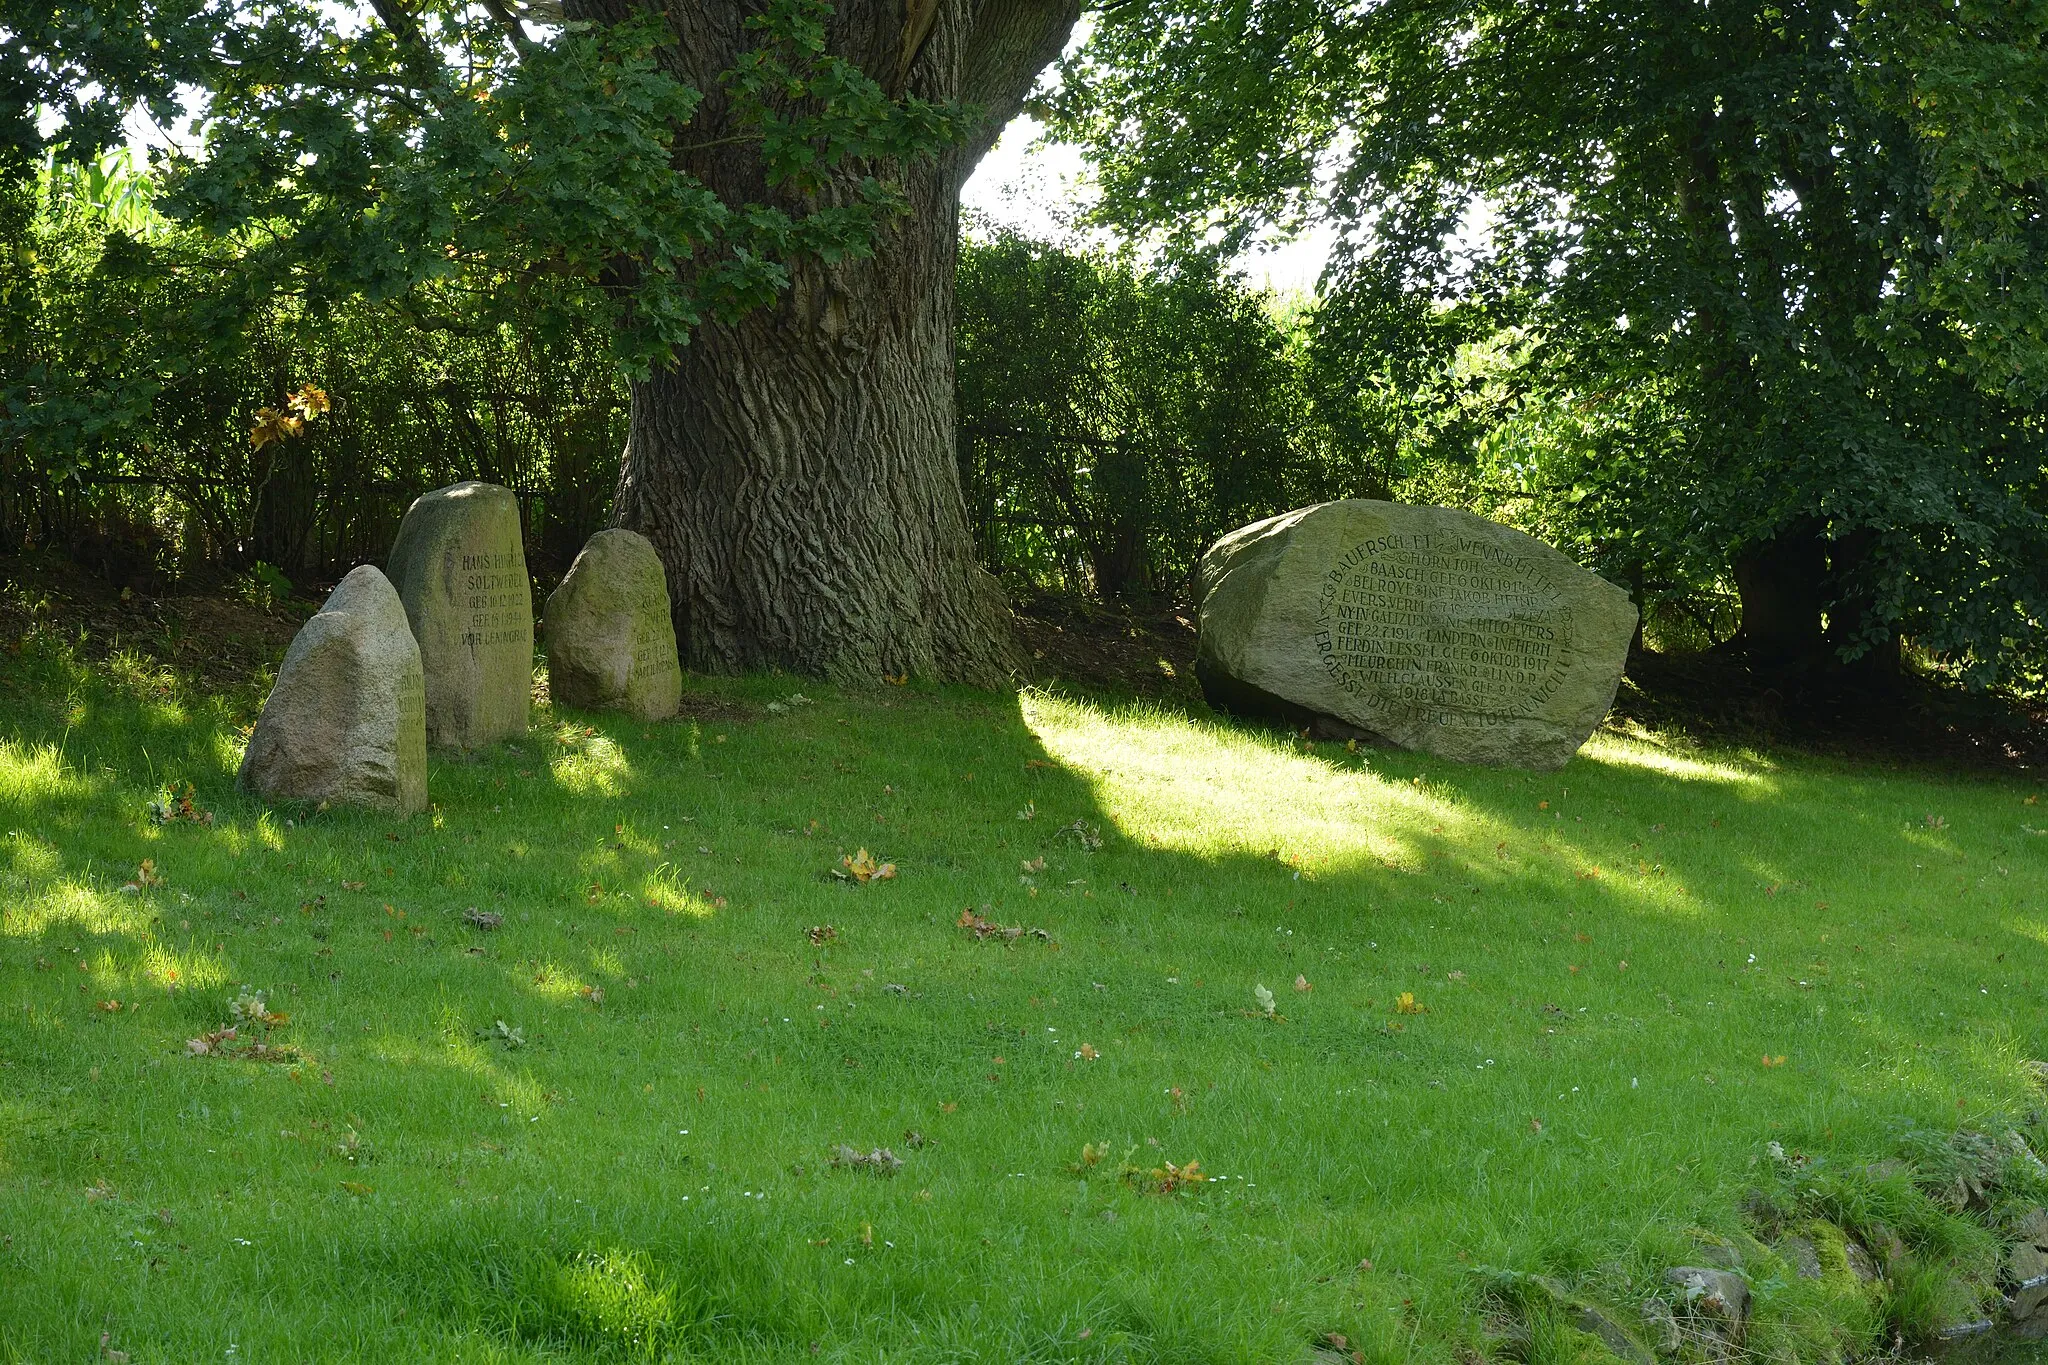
[7,0,961,374]
[1055,0,2048,685]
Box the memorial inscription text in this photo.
[449,549,528,651]
[1313,532,1573,723]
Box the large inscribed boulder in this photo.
[239,566,427,814]
[386,481,532,749]
[1196,501,1636,770]
[543,529,683,720]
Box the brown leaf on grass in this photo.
[463,907,503,930]
[1124,1158,1205,1195]
[838,849,896,884]
[1076,1043,1098,1061]
[957,907,1050,943]
[579,985,605,1006]
[186,1027,236,1055]
[1294,974,1311,993]
[148,783,214,827]
[95,999,122,1012]
[341,880,366,892]
[807,925,838,946]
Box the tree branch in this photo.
[951,0,1081,186]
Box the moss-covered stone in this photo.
[542,529,682,721]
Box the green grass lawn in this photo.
[5,629,2048,1363]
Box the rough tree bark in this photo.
[582,0,1079,686]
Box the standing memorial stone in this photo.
[542,529,683,720]
[238,565,427,814]
[1196,500,1637,770]
[386,481,532,749]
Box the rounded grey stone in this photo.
[543,529,682,721]
[386,481,532,749]
[1196,500,1637,770]
[238,565,427,814]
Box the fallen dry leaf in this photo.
[838,849,897,884]
[957,907,1050,943]
[186,1026,236,1055]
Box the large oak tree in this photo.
[8,0,1077,683]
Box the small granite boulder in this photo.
[386,481,532,749]
[1665,1267,1750,1346]
[238,566,426,815]
[2008,1207,2048,1337]
[1779,1235,1824,1281]
[1196,500,1637,769]
[542,529,682,720]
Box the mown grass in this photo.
[4,627,2048,1363]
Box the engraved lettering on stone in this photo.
[453,549,529,650]
[1311,532,1574,722]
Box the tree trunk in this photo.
[596,0,1079,686]
[1733,522,1904,687]
[1085,438,1150,599]
[1731,520,1828,669]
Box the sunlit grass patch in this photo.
[0,741,101,809]
[550,732,631,797]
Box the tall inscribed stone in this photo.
[1196,500,1636,770]
[239,565,427,814]
[386,481,532,749]
[542,529,683,720]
